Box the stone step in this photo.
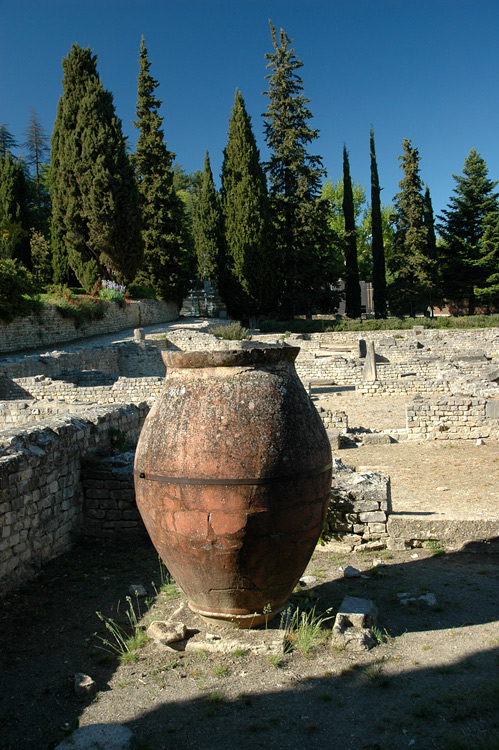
[387,513,499,551]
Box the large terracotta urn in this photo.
[134,347,332,628]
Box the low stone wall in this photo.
[406,394,499,440]
[81,453,146,537]
[0,299,178,354]
[322,459,391,549]
[0,402,149,594]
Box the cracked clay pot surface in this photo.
[134,347,332,627]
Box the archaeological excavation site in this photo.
[1,311,498,750]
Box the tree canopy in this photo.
[50,43,142,291]
[437,148,499,314]
[263,21,339,316]
[132,37,193,304]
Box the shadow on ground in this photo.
[0,535,497,749]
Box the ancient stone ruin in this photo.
[1,322,498,594]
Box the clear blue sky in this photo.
[2,0,498,218]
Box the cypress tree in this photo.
[132,37,192,304]
[220,89,275,322]
[0,151,31,267]
[192,151,222,283]
[50,44,142,292]
[370,127,387,318]
[389,139,432,317]
[342,145,361,318]
[263,21,337,317]
[23,110,51,236]
[437,149,498,314]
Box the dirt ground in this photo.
[0,393,498,750]
[0,535,497,750]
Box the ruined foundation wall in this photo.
[406,395,499,440]
[0,299,178,354]
[0,403,149,594]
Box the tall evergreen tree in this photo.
[437,148,498,314]
[23,109,51,235]
[192,151,222,282]
[0,125,17,158]
[370,127,387,318]
[220,89,275,321]
[389,139,433,316]
[263,21,338,317]
[132,37,192,304]
[50,44,142,291]
[0,151,31,267]
[342,146,361,318]
[474,209,499,310]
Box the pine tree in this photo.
[389,139,433,316]
[342,146,361,318]
[50,44,142,292]
[192,151,222,282]
[0,151,31,267]
[0,125,18,158]
[370,127,387,318]
[132,37,192,304]
[220,89,275,321]
[263,21,338,317]
[23,110,51,235]
[474,210,499,309]
[437,149,498,314]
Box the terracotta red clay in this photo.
[134,347,332,628]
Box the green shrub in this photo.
[0,258,40,323]
[259,314,499,334]
[209,322,251,340]
[52,289,106,328]
[127,283,157,300]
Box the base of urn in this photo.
[188,602,286,629]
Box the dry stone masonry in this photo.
[2,321,499,594]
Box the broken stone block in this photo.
[334,596,378,628]
[343,565,361,578]
[74,673,96,696]
[56,724,135,749]
[326,429,341,450]
[361,432,392,445]
[146,620,187,645]
[332,596,378,652]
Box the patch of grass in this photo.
[267,653,284,668]
[212,664,229,678]
[363,664,393,687]
[371,626,395,646]
[205,691,223,703]
[283,605,332,655]
[232,647,248,658]
[95,596,148,665]
[424,539,446,556]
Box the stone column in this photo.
[363,341,377,382]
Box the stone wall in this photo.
[322,459,391,549]
[0,403,149,594]
[0,299,178,354]
[406,394,499,440]
[81,453,146,537]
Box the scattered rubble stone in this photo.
[74,673,96,696]
[56,724,135,749]
[332,596,378,651]
[146,620,187,645]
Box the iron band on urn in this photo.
[135,462,332,487]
